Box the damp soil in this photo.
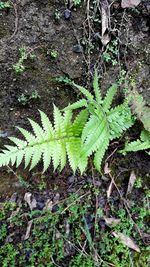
[0,1,150,197]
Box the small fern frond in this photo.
[53,105,64,134]
[121,140,150,154]
[63,109,73,136]
[93,69,102,103]
[17,127,36,144]
[94,137,109,171]
[39,110,53,137]
[30,146,43,170]
[63,99,87,111]
[121,129,150,155]
[80,112,109,158]
[102,83,118,111]
[72,82,94,101]
[108,102,134,140]
[42,143,52,172]
[9,137,27,149]
[72,110,89,137]
[28,119,45,141]
[66,138,84,173]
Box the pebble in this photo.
[73,44,83,53]
[64,9,71,20]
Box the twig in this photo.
[50,256,61,267]
[61,191,90,213]
[8,1,18,41]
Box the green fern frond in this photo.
[39,110,53,138]
[0,108,89,173]
[72,82,94,101]
[102,83,118,111]
[108,102,134,140]
[121,129,150,155]
[63,99,88,111]
[66,138,83,173]
[121,140,150,154]
[72,110,89,136]
[80,112,109,158]
[93,138,109,171]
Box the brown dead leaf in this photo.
[24,220,33,240]
[104,162,111,174]
[24,192,37,211]
[44,199,53,211]
[104,217,120,225]
[126,171,136,196]
[8,206,21,221]
[107,180,113,199]
[121,0,141,8]
[101,0,110,46]
[112,231,140,252]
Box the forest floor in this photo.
[0,0,150,266]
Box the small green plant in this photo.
[135,176,142,188]
[30,90,41,100]
[54,9,61,21]
[18,94,28,106]
[56,76,72,85]
[0,70,134,173]
[13,47,36,74]
[103,39,118,66]
[50,50,58,59]
[0,1,10,9]
[73,0,82,6]
[18,90,41,106]
[13,47,27,74]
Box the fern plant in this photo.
[64,70,134,170]
[0,70,134,173]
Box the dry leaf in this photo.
[101,0,110,46]
[24,220,33,240]
[44,199,53,211]
[8,207,20,221]
[129,89,150,132]
[112,231,140,252]
[126,171,136,196]
[104,217,120,225]
[107,180,113,199]
[24,192,37,210]
[121,0,141,8]
[104,162,111,174]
